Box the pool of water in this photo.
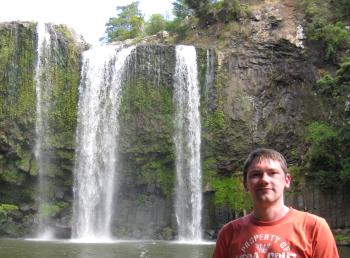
[0,239,348,258]
[0,239,215,258]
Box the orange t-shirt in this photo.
[212,208,339,258]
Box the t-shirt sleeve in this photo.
[312,217,339,258]
[212,226,229,258]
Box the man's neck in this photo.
[252,203,289,222]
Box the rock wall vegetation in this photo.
[0,22,84,237]
[0,0,349,241]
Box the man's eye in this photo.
[250,173,260,177]
[270,171,280,176]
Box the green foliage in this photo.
[0,168,26,185]
[336,59,350,83]
[305,122,350,189]
[172,0,192,19]
[299,0,330,37]
[211,175,251,212]
[145,14,167,35]
[204,109,227,131]
[317,74,337,97]
[211,0,242,22]
[298,0,350,62]
[322,22,350,60]
[185,0,211,17]
[183,0,242,25]
[334,0,350,18]
[105,1,144,42]
[39,202,67,218]
[165,18,191,38]
[288,165,302,188]
[315,59,350,113]
[307,122,336,143]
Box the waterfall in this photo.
[173,45,203,241]
[72,45,134,241]
[34,22,57,239]
[204,49,215,108]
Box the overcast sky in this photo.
[0,0,174,45]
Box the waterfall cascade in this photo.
[34,22,57,239]
[34,38,203,241]
[72,45,134,241]
[173,45,203,242]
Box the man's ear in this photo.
[285,173,292,189]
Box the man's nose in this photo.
[259,172,269,183]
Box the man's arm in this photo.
[312,218,339,258]
[212,227,228,258]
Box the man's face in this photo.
[244,158,291,205]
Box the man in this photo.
[212,148,339,258]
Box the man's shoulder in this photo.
[290,208,322,219]
[289,208,326,226]
[221,214,252,231]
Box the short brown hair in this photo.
[243,148,288,182]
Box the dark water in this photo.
[0,239,348,258]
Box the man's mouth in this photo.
[256,187,272,192]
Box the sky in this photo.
[0,0,174,45]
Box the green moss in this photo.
[0,23,36,121]
[0,168,25,185]
[39,201,68,218]
[119,76,175,197]
[140,162,175,197]
[0,204,18,214]
[46,25,80,148]
[0,23,81,234]
[307,122,336,143]
[203,109,227,130]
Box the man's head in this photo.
[243,148,288,184]
[243,148,291,205]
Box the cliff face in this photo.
[0,22,85,237]
[0,0,348,239]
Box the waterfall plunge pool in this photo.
[0,239,215,258]
[1,239,349,258]
[0,239,349,258]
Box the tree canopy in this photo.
[144,14,167,36]
[172,0,192,19]
[104,1,144,42]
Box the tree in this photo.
[335,0,350,18]
[182,0,242,25]
[172,0,192,19]
[185,0,211,23]
[145,14,167,35]
[216,0,241,22]
[322,22,350,61]
[104,1,144,42]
